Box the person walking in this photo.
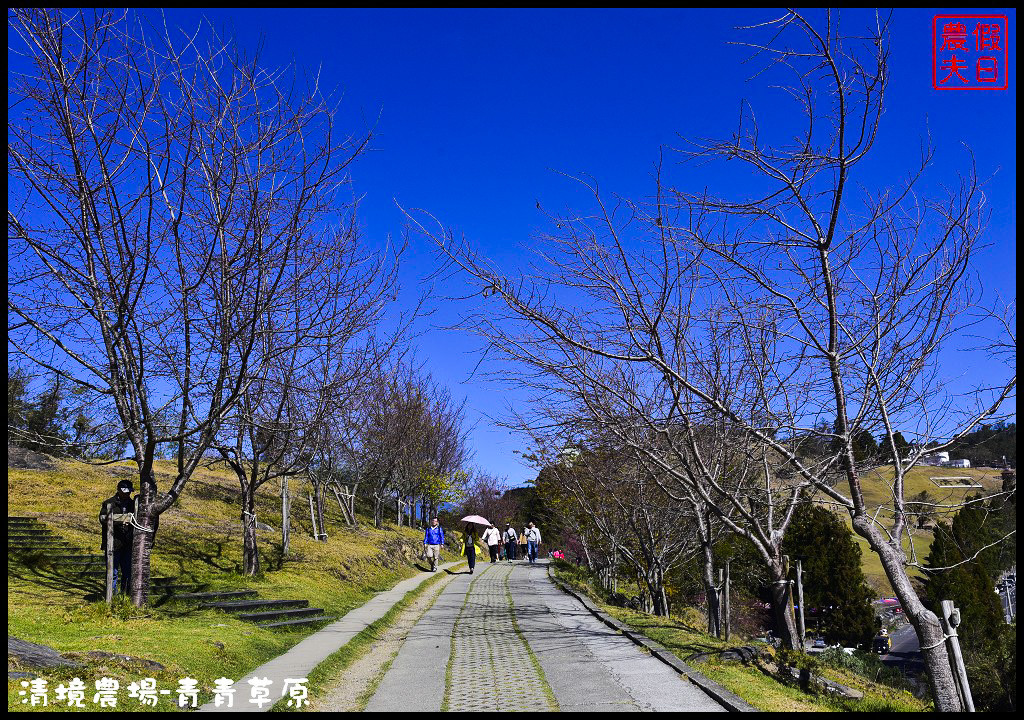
[423,517,445,572]
[462,525,478,574]
[525,522,542,564]
[503,523,518,563]
[518,528,528,563]
[99,479,136,594]
[483,524,501,563]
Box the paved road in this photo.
[363,560,726,712]
[881,622,925,673]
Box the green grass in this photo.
[8,455,450,712]
[552,562,929,713]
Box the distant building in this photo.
[949,459,971,469]
[922,451,950,466]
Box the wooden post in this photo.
[315,483,327,541]
[724,559,731,642]
[940,600,975,712]
[104,509,114,603]
[796,559,806,648]
[331,484,351,525]
[281,477,291,555]
[308,492,319,540]
[716,568,725,638]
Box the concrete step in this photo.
[257,615,335,630]
[9,542,77,549]
[201,598,308,612]
[7,517,42,523]
[237,606,326,622]
[175,590,258,602]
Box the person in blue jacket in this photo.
[423,517,445,572]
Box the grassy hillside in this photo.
[7,453,448,712]
[816,465,1003,595]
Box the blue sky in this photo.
[154,8,1016,486]
[30,9,1020,485]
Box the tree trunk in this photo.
[242,484,259,575]
[129,503,156,607]
[767,555,799,649]
[579,534,593,569]
[703,548,721,637]
[852,515,964,711]
[645,565,669,617]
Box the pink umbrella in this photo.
[460,514,492,530]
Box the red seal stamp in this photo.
[933,15,1009,90]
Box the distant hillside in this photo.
[947,422,1016,467]
[815,465,1003,596]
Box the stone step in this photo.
[7,516,42,523]
[201,598,308,612]
[151,583,205,595]
[237,606,326,622]
[49,558,105,564]
[8,530,60,537]
[48,553,104,559]
[9,542,77,549]
[175,590,258,602]
[257,615,335,630]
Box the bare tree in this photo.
[8,9,369,604]
[537,439,703,616]
[408,11,1014,709]
[214,227,403,573]
[336,364,469,528]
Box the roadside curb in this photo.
[547,567,756,713]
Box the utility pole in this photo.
[940,600,975,712]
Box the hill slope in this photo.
[7,453,448,712]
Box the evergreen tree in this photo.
[8,366,32,439]
[851,428,879,465]
[880,431,911,463]
[781,503,877,647]
[906,490,937,528]
[24,376,67,452]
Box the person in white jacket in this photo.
[525,522,542,564]
[482,524,502,563]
